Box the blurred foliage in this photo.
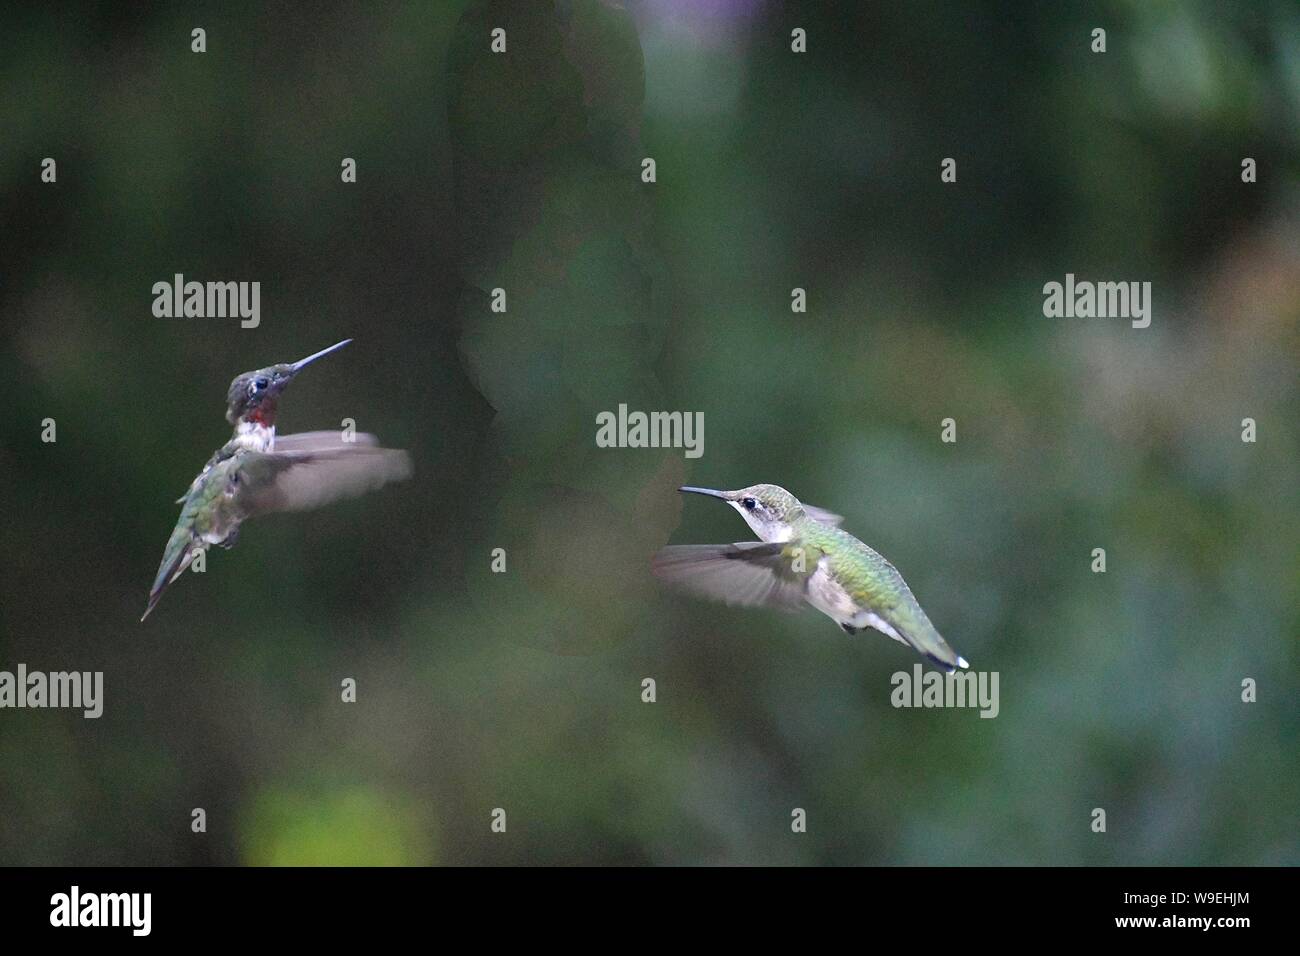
[0,1,1296,865]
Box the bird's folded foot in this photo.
[840,622,859,635]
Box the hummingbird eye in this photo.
[255,377,269,390]
[742,497,757,511]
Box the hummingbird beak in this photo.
[679,486,734,501]
[288,338,352,375]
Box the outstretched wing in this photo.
[233,444,411,516]
[800,503,844,527]
[272,430,381,453]
[651,541,809,610]
[175,433,381,502]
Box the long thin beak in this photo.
[290,338,352,374]
[679,486,732,500]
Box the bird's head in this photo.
[678,483,806,542]
[225,339,351,426]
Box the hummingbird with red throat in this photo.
[142,339,410,620]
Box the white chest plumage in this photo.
[806,556,909,646]
[806,556,860,623]
[233,421,276,452]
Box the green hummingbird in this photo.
[142,339,410,621]
[652,484,969,671]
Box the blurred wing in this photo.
[801,503,843,527]
[174,434,379,502]
[652,541,808,610]
[234,446,411,516]
[273,430,380,453]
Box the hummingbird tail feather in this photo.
[922,647,965,673]
[140,592,164,622]
[142,527,199,621]
[894,614,966,673]
[920,639,967,673]
[912,633,964,672]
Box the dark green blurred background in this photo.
[1,1,1296,865]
